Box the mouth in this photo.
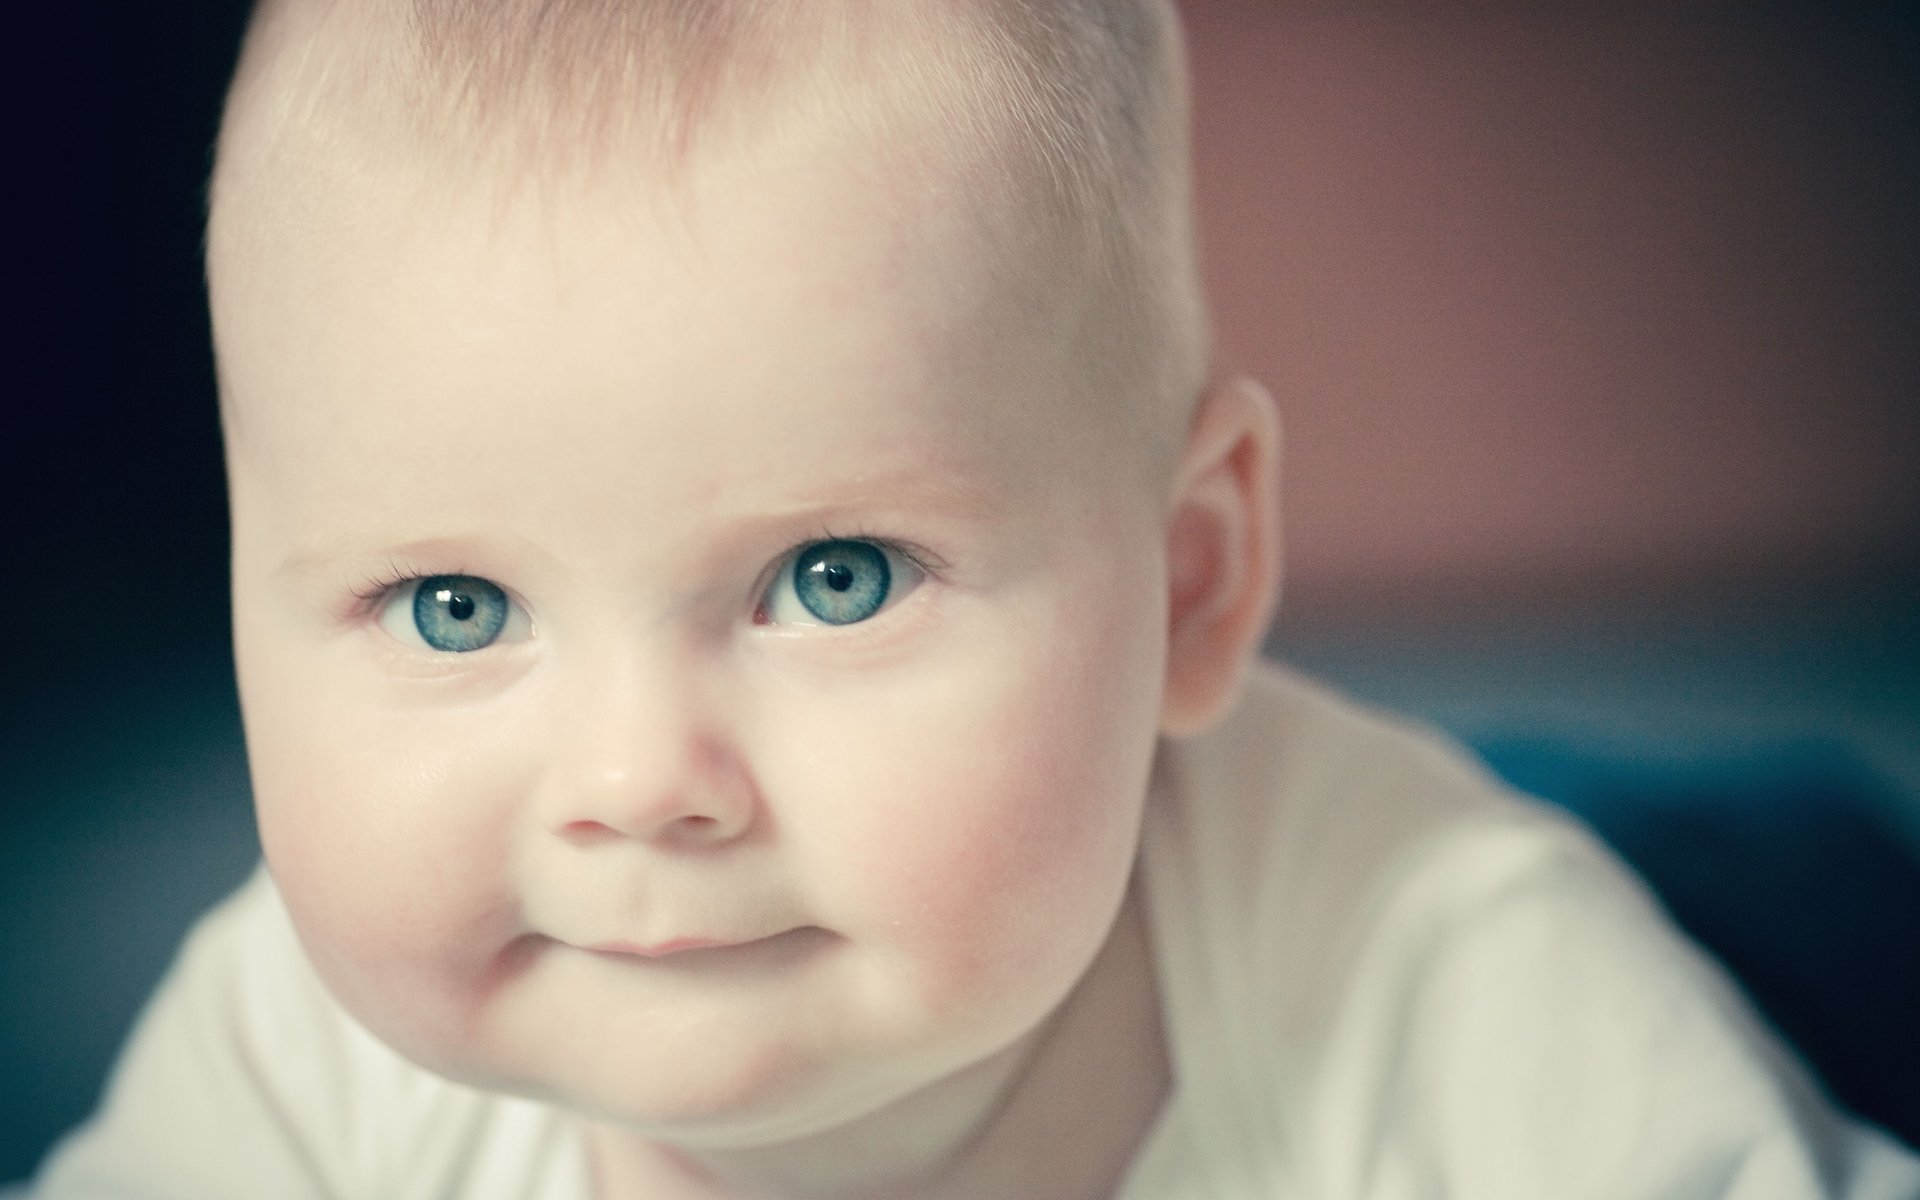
[581,926,830,964]
[586,936,742,959]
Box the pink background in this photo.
[1179,2,1918,614]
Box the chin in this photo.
[560,1058,902,1148]
[561,1011,1025,1152]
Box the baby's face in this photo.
[214,112,1177,1142]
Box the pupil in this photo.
[447,592,475,621]
[824,564,854,592]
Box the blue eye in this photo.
[376,574,528,653]
[761,539,919,627]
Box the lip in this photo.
[585,937,741,959]
[578,926,834,966]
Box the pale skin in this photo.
[209,43,1279,1200]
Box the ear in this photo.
[1159,375,1282,739]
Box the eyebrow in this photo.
[750,464,1013,525]
[268,467,1012,583]
[270,535,535,585]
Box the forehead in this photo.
[209,97,1128,546]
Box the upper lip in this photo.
[584,935,759,959]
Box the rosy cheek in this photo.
[784,600,1160,998]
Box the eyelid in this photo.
[343,565,424,618]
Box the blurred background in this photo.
[4,0,1915,1184]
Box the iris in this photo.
[412,575,511,652]
[792,540,891,625]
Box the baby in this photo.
[33,1,1920,1197]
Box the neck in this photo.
[587,877,1169,1200]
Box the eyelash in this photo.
[345,560,456,616]
[781,525,944,578]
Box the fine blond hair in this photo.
[213,0,1210,448]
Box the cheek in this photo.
[236,632,529,1046]
[770,552,1167,1004]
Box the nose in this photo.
[534,663,758,850]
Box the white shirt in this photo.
[33,664,1920,1198]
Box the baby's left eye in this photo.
[758,539,925,627]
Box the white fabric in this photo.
[33,664,1919,1199]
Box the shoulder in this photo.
[1144,656,1598,1010]
[1145,660,1566,954]
[1139,661,1920,1199]
[1310,825,1920,1198]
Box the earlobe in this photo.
[1159,376,1282,739]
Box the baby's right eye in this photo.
[375,575,532,653]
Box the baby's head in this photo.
[208,0,1277,1165]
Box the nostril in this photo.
[556,813,722,842]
